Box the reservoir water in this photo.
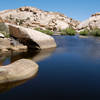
[0,36,100,100]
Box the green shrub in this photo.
[66,28,76,35]
[90,28,100,36]
[60,28,76,36]
[0,31,10,38]
[79,29,89,36]
[19,19,25,25]
[9,14,13,20]
[35,28,54,35]
[16,19,25,25]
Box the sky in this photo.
[0,0,100,21]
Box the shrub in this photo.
[79,29,89,36]
[19,19,25,25]
[16,19,25,25]
[66,28,76,35]
[9,14,13,20]
[35,28,54,35]
[60,27,76,36]
[90,28,100,36]
[0,31,10,38]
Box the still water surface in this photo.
[0,36,100,100]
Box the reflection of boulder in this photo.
[32,48,56,62]
[0,75,37,93]
[9,48,55,63]
[0,47,55,66]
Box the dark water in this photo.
[0,36,100,100]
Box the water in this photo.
[0,36,100,100]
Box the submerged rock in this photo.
[0,59,38,83]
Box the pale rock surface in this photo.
[0,38,10,52]
[0,6,80,31]
[8,24,57,49]
[0,59,38,83]
[77,12,100,31]
[0,33,4,38]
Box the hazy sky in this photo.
[0,0,100,21]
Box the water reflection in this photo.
[0,48,56,66]
[54,36,100,59]
[1,36,100,99]
[0,48,55,93]
[0,74,38,94]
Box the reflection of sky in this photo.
[2,57,11,66]
[54,36,100,61]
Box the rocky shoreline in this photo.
[0,6,100,53]
[0,6,100,84]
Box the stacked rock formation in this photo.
[0,6,80,31]
[77,12,100,31]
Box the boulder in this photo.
[8,24,56,49]
[77,12,100,31]
[0,6,80,31]
[0,59,38,83]
[0,17,9,33]
[0,33,4,38]
[0,38,11,52]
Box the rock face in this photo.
[8,24,56,49]
[0,37,27,53]
[0,33,4,38]
[0,38,11,52]
[0,59,38,83]
[0,6,80,31]
[0,17,56,51]
[77,12,100,31]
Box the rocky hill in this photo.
[77,12,100,32]
[0,6,80,31]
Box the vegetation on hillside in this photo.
[90,28,100,36]
[0,31,10,38]
[59,27,76,36]
[79,28,100,37]
[35,26,100,37]
[79,29,89,36]
[35,27,77,36]
[35,28,54,35]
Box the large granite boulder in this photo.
[0,38,11,52]
[77,12,100,31]
[8,24,56,49]
[0,59,38,84]
[0,6,80,31]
